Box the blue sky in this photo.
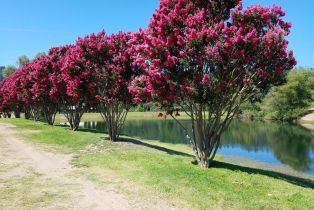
[0,0,313,67]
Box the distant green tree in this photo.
[0,66,5,80]
[262,70,314,121]
[35,52,46,58]
[16,55,30,68]
[2,65,17,78]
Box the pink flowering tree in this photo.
[0,68,28,118]
[0,76,15,118]
[26,55,59,125]
[48,45,71,107]
[0,78,11,117]
[17,62,42,121]
[69,31,142,141]
[5,71,22,119]
[98,32,143,141]
[129,0,296,167]
[60,45,99,131]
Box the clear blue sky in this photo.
[0,0,313,67]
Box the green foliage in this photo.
[16,55,30,68]
[262,69,314,121]
[0,66,5,80]
[35,52,46,58]
[241,69,314,121]
[2,65,17,78]
[239,102,266,119]
[131,103,158,112]
[2,55,30,78]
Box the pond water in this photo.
[81,119,314,175]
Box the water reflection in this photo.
[81,120,314,174]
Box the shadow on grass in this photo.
[211,161,314,189]
[77,128,105,134]
[53,124,69,128]
[118,137,194,158]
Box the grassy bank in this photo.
[54,112,192,124]
[0,118,313,209]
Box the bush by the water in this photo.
[241,69,314,121]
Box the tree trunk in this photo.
[107,121,118,142]
[64,105,85,131]
[14,110,21,118]
[68,113,82,131]
[197,137,221,168]
[46,112,56,125]
[24,106,31,119]
[178,103,228,168]
[30,107,40,121]
[5,111,12,118]
[192,120,221,168]
[99,102,128,142]
[3,111,11,118]
[43,105,57,125]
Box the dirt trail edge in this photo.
[0,123,175,210]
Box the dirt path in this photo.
[0,124,174,210]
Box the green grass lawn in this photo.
[54,111,192,124]
[0,117,313,209]
[1,118,102,152]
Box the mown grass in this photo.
[0,118,102,152]
[0,117,313,209]
[54,111,192,123]
[77,142,314,210]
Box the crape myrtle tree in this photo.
[48,45,87,130]
[129,0,296,167]
[11,69,28,119]
[48,46,70,109]
[18,62,42,121]
[0,78,11,117]
[27,55,59,125]
[98,31,145,141]
[0,69,26,118]
[67,31,142,141]
[0,56,54,121]
[2,65,21,118]
[1,67,20,118]
[0,76,14,118]
[61,45,99,131]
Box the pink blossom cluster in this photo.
[0,0,296,117]
[63,31,142,106]
[0,46,71,113]
[128,0,296,107]
[0,30,143,114]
